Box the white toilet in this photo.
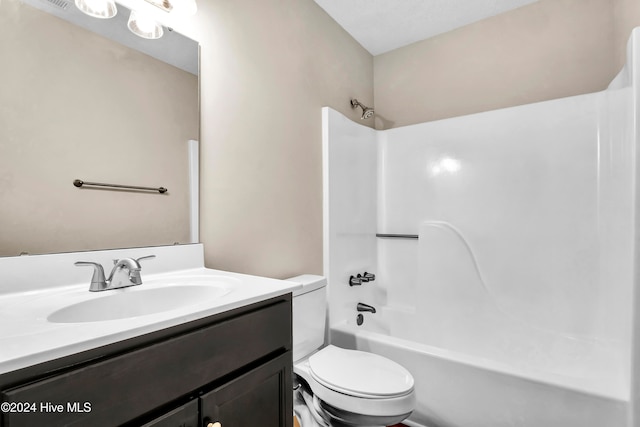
[288,274,415,427]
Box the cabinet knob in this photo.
[207,423,221,427]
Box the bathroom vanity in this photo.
[0,244,298,427]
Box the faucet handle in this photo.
[74,261,107,292]
[111,255,154,270]
[136,255,156,264]
[363,272,375,281]
[349,275,363,286]
[126,255,155,285]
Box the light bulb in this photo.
[75,0,117,18]
[127,10,164,39]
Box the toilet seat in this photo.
[294,346,415,419]
[308,345,414,398]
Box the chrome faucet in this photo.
[356,302,377,314]
[75,255,155,291]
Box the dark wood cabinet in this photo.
[201,352,292,427]
[140,400,199,427]
[0,295,293,427]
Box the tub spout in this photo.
[357,302,377,314]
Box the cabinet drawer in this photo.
[2,299,291,427]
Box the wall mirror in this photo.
[0,0,199,257]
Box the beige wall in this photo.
[374,0,626,129]
[15,0,631,277]
[174,0,640,277]
[0,0,197,256]
[190,0,374,278]
[614,0,640,70]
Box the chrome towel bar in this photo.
[73,179,167,194]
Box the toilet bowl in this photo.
[287,275,415,427]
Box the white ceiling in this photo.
[314,0,539,56]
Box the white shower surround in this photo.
[323,29,640,427]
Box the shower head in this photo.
[361,106,375,119]
[350,99,374,120]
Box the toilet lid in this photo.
[308,345,414,398]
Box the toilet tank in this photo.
[286,274,327,362]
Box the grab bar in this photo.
[376,233,418,239]
[73,179,167,194]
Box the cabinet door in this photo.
[200,352,292,427]
[140,400,199,427]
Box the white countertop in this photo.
[0,245,301,375]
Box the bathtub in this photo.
[331,315,628,427]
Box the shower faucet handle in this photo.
[356,272,376,283]
[349,275,363,286]
[350,272,375,286]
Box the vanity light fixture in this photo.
[74,0,117,18]
[74,0,197,40]
[127,10,164,39]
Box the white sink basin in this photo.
[47,281,234,323]
[0,245,303,376]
